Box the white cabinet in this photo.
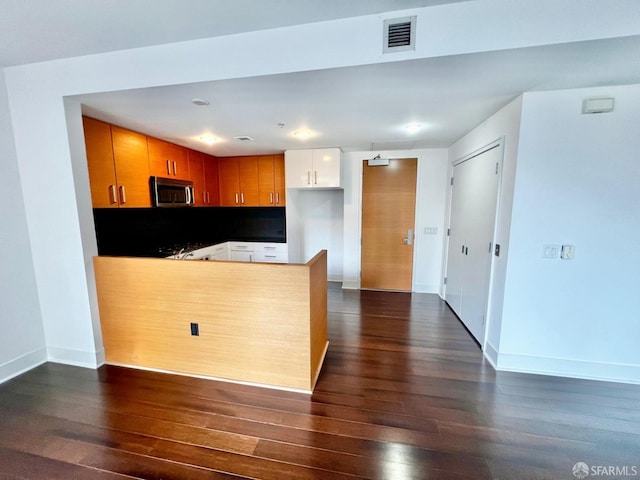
[285,148,341,189]
[228,241,288,263]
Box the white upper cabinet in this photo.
[285,148,341,189]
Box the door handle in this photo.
[402,229,414,246]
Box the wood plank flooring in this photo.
[1,283,639,479]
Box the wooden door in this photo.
[83,117,117,208]
[258,156,277,206]
[187,150,206,206]
[203,154,219,206]
[274,154,286,206]
[238,156,259,206]
[218,158,240,206]
[361,158,417,291]
[445,145,501,344]
[148,137,190,179]
[111,126,151,208]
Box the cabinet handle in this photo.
[314,171,318,185]
[109,185,117,204]
[119,185,126,204]
[235,193,239,204]
[173,161,177,176]
[270,192,273,204]
[307,171,311,185]
[275,192,280,204]
[265,255,277,259]
[166,160,171,175]
[206,192,210,204]
[249,254,253,262]
[241,192,245,204]
[202,192,206,204]
[264,246,276,250]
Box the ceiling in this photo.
[4,1,640,155]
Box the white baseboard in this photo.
[47,346,103,369]
[341,280,360,290]
[412,283,440,294]
[0,348,48,384]
[496,352,640,385]
[484,341,499,368]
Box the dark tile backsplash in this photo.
[93,207,286,257]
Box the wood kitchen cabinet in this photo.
[285,148,341,188]
[188,149,220,206]
[83,117,151,208]
[147,137,190,180]
[203,154,220,206]
[258,154,286,206]
[218,156,259,206]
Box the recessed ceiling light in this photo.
[191,98,210,106]
[199,135,217,144]
[294,130,311,139]
[404,123,422,133]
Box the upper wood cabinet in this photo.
[285,148,341,189]
[218,156,260,206]
[188,149,220,206]
[83,117,117,208]
[258,154,286,206]
[187,149,206,207]
[203,154,220,206]
[148,137,190,180]
[83,117,151,208]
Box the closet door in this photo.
[445,145,501,343]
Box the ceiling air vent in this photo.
[383,16,416,53]
[233,135,255,141]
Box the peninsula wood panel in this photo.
[94,252,328,392]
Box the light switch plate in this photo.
[542,245,559,258]
[424,227,438,235]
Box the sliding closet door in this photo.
[445,145,501,344]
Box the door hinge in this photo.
[450,177,454,185]
[495,162,499,174]
[447,228,450,237]
[444,276,447,285]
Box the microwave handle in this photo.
[186,186,193,205]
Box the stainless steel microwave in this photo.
[151,176,194,207]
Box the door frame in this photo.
[357,155,423,292]
[443,138,504,350]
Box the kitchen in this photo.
[83,115,336,392]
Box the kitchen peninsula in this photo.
[94,250,328,393]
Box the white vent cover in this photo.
[383,16,416,53]
[582,97,614,114]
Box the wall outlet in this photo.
[561,244,575,260]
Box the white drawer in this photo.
[254,251,288,263]
[228,242,255,252]
[253,242,288,253]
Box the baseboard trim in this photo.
[47,346,103,369]
[412,283,440,294]
[496,352,640,385]
[484,341,499,368]
[0,348,48,384]
[341,280,360,290]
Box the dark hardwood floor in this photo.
[1,284,639,479]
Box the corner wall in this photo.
[498,84,640,383]
[0,71,47,383]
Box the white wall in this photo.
[3,0,640,371]
[341,149,449,292]
[448,97,523,361]
[498,84,640,383]
[286,189,344,281]
[0,72,47,382]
